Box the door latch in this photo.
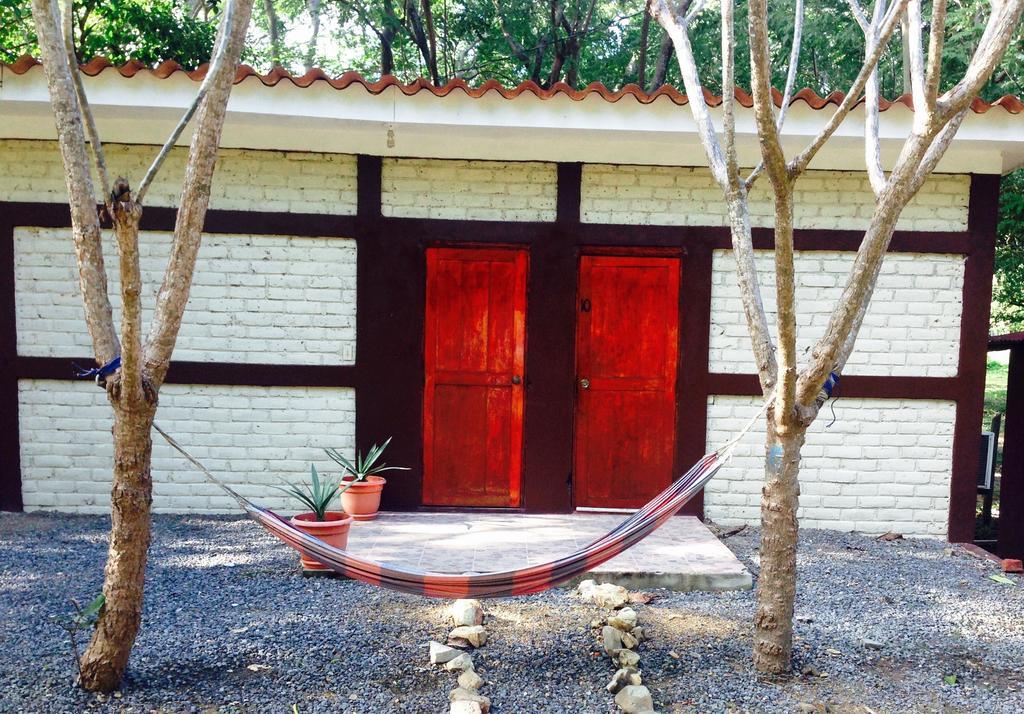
[579,378,590,389]
[511,375,522,385]
[580,298,591,313]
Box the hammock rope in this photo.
[152,393,772,599]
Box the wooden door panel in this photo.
[576,391,675,507]
[585,262,676,382]
[423,248,526,507]
[575,255,680,509]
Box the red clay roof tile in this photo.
[6,56,1023,115]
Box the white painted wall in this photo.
[18,380,355,514]
[382,158,557,221]
[709,250,965,377]
[15,228,356,365]
[581,164,970,231]
[3,139,969,534]
[705,396,955,537]
[0,139,358,214]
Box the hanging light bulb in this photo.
[386,123,396,149]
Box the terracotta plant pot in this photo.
[289,511,353,571]
[339,475,386,521]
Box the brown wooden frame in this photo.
[0,162,999,541]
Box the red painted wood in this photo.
[423,248,527,507]
[574,255,680,508]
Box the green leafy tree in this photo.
[1,0,218,68]
[995,170,1024,333]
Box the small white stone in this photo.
[444,653,475,672]
[451,599,484,626]
[602,625,623,657]
[450,701,483,714]
[614,684,654,713]
[620,631,639,650]
[608,607,638,631]
[430,641,460,664]
[458,670,485,690]
[617,649,641,668]
[605,667,642,694]
[578,580,630,609]
[450,687,490,713]
[449,625,487,648]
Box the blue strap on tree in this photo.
[818,371,840,402]
[73,356,121,385]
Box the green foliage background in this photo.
[1,0,1021,331]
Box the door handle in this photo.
[579,378,590,389]
[512,375,522,385]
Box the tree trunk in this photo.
[637,1,652,87]
[264,0,281,67]
[77,398,157,691]
[304,0,322,72]
[752,417,806,677]
[649,32,673,90]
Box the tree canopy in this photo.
[1,0,1022,331]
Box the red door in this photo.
[574,255,680,509]
[423,248,527,507]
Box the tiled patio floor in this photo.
[340,512,752,592]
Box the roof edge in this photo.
[6,55,1023,115]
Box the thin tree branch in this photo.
[749,0,798,420]
[110,186,144,404]
[846,0,870,31]
[744,0,804,188]
[775,0,804,136]
[787,0,908,177]
[650,1,729,187]
[638,0,652,87]
[721,0,739,187]
[61,0,110,203]
[30,0,119,364]
[906,0,927,121]
[924,0,948,106]
[824,107,970,387]
[649,31,674,90]
[864,0,888,195]
[136,0,237,204]
[684,0,710,23]
[652,0,778,391]
[144,0,256,389]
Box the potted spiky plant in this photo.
[275,465,353,571]
[325,437,409,521]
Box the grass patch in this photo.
[984,358,1009,427]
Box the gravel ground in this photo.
[0,512,1022,714]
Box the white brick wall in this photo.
[381,158,557,221]
[705,395,955,537]
[0,139,358,214]
[709,250,964,377]
[18,380,356,514]
[581,164,970,231]
[15,227,356,365]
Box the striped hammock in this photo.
[155,414,757,599]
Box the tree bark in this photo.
[304,0,322,72]
[27,0,256,692]
[144,0,256,390]
[649,32,673,90]
[752,418,806,676]
[30,0,119,366]
[637,1,652,87]
[264,0,282,67]
[76,399,156,691]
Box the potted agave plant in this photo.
[325,437,409,521]
[275,465,353,571]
